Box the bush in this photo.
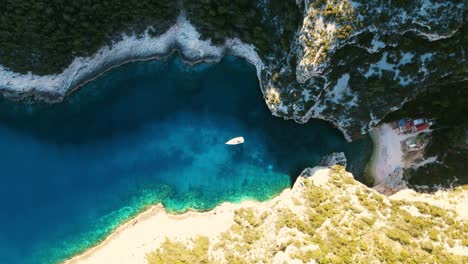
[385,228,411,245]
[0,0,178,74]
[146,236,210,264]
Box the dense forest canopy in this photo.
[0,0,178,74]
[0,0,301,75]
[184,0,301,56]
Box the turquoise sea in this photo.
[0,56,372,264]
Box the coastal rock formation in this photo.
[318,152,347,168]
[67,166,468,264]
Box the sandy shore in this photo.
[64,203,241,264]
[63,193,289,264]
[369,123,438,194]
[368,123,414,195]
[369,124,405,184]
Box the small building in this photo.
[413,119,425,126]
[411,118,428,132]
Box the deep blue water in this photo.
[0,56,372,264]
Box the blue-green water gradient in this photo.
[0,56,372,264]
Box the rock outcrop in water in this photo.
[318,152,347,168]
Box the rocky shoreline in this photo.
[0,14,264,103]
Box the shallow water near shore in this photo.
[0,55,372,264]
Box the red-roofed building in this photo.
[410,119,429,132]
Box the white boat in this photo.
[225,136,244,145]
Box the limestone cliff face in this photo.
[147,166,468,263]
